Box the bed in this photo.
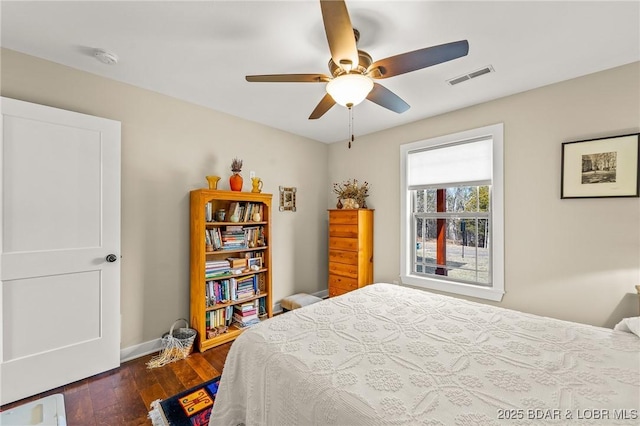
[209,283,640,425]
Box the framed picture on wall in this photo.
[561,133,639,199]
[279,186,297,211]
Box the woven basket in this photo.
[147,318,197,369]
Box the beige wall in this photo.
[1,49,329,349]
[2,48,638,354]
[328,62,640,328]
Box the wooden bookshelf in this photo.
[190,189,273,352]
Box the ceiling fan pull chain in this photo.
[348,106,353,149]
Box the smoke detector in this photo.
[93,48,119,65]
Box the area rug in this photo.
[149,376,220,426]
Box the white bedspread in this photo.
[209,283,640,425]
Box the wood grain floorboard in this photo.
[150,362,184,399]
[186,353,221,381]
[0,342,232,425]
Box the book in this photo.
[205,202,213,222]
[233,318,260,329]
[243,203,252,222]
[233,312,259,324]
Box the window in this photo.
[400,124,504,301]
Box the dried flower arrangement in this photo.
[231,158,243,173]
[229,158,244,191]
[333,179,370,208]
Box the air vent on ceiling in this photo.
[447,65,494,86]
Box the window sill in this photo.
[401,273,504,302]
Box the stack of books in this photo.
[225,202,264,223]
[243,226,263,247]
[206,276,258,305]
[233,301,260,328]
[235,275,257,299]
[207,279,231,305]
[207,306,232,329]
[205,260,230,279]
[221,226,246,250]
[206,228,224,250]
[242,203,263,222]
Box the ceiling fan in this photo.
[246,0,469,120]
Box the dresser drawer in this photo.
[329,249,358,265]
[329,224,358,238]
[329,261,358,278]
[328,274,358,292]
[329,237,358,251]
[329,210,358,225]
[328,285,352,298]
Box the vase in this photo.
[251,177,263,193]
[229,172,243,191]
[342,198,359,209]
[336,199,343,209]
[206,175,221,190]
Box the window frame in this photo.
[412,187,491,285]
[400,123,504,302]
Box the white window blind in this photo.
[408,138,492,189]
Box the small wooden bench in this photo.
[281,293,323,311]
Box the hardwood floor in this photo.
[0,343,232,425]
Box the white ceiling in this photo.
[1,1,639,143]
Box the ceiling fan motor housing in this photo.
[329,50,373,77]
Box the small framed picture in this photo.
[561,133,639,199]
[248,257,262,269]
[279,186,297,211]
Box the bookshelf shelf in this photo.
[204,246,268,256]
[205,267,268,280]
[190,189,273,352]
[206,221,268,226]
[205,291,269,312]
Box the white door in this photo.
[0,97,121,405]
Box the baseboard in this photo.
[314,289,329,299]
[120,294,327,362]
[120,338,163,363]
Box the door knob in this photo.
[106,254,118,263]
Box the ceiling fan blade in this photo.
[246,74,330,83]
[309,93,336,119]
[320,0,359,71]
[366,83,410,113]
[369,40,469,79]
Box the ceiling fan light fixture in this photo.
[326,74,373,107]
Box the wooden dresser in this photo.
[328,209,374,297]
